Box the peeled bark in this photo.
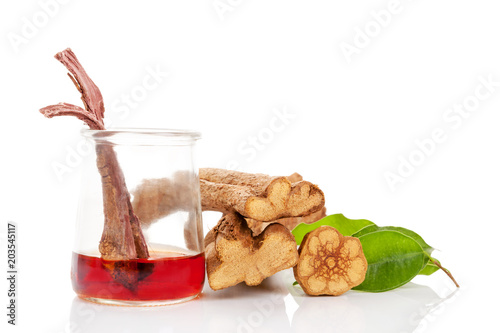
[40,48,149,261]
[96,145,149,260]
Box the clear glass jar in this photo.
[71,128,205,306]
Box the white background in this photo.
[1,1,499,332]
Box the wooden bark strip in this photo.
[40,48,149,261]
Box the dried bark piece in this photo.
[43,49,105,130]
[293,225,367,296]
[205,212,299,290]
[200,168,325,221]
[200,168,280,188]
[40,102,104,130]
[103,260,153,292]
[40,48,149,261]
[287,172,303,183]
[199,179,259,213]
[96,145,149,260]
[245,207,327,236]
[132,172,196,227]
[131,173,204,252]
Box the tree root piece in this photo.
[293,226,367,296]
[200,168,325,222]
[245,207,327,236]
[205,212,299,290]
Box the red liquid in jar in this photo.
[71,251,205,301]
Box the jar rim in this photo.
[81,128,201,145]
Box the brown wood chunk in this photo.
[205,212,299,290]
[293,226,367,296]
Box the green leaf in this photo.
[353,226,434,256]
[292,214,375,245]
[353,230,428,292]
[292,213,458,290]
[419,258,440,276]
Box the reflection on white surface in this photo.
[66,269,459,333]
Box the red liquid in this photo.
[71,251,205,301]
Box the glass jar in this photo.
[71,128,205,306]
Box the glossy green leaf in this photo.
[419,258,440,276]
[353,226,434,256]
[353,230,428,292]
[292,214,375,245]
[290,213,458,291]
